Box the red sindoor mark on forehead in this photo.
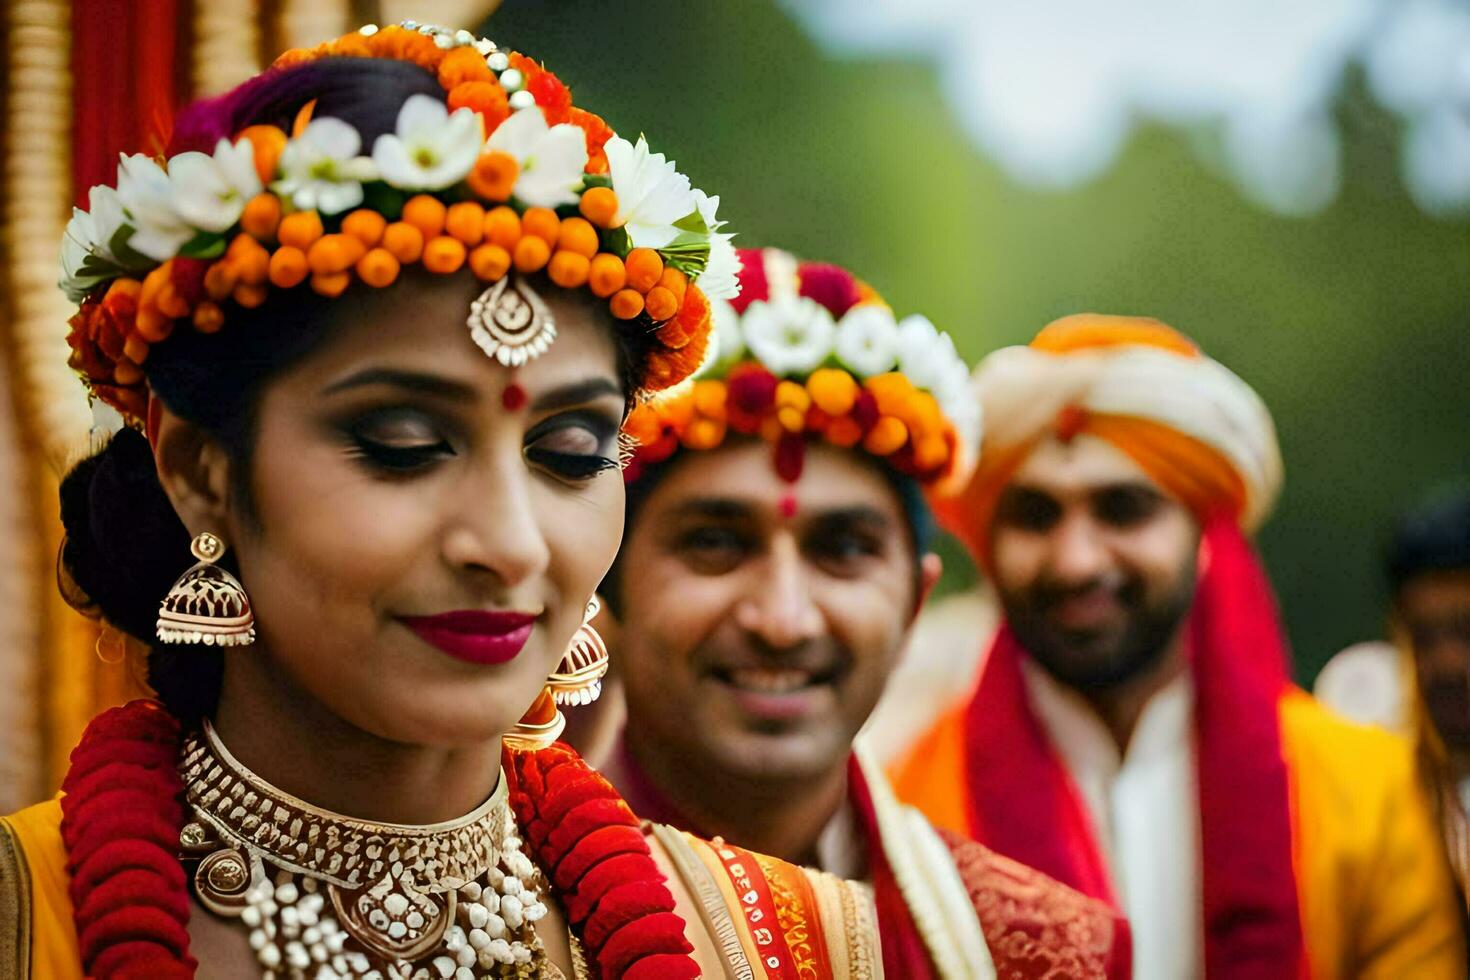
[779,494,799,520]
[501,380,528,412]
[1054,403,1090,443]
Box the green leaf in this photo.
[178,232,226,260]
[581,173,613,190]
[602,226,632,258]
[672,208,709,235]
[107,225,154,271]
[361,183,406,221]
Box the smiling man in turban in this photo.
[894,314,1466,978]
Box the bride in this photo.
[1,23,878,979]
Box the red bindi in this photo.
[779,494,799,519]
[501,381,528,412]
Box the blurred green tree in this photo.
[486,0,1470,679]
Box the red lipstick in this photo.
[400,610,536,665]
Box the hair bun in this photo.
[59,427,192,643]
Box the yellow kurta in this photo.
[893,686,1467,979]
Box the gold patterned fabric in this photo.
[938,829,1128,980]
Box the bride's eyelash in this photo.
[524,448,619,480]
[347,436,453,473]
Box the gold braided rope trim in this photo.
[5,0,90,470]
[277,0,350,57]
[193,0,263,98]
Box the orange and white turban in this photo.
[935,313,1283,552]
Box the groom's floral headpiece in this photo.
[61,22,737,423]
[623,248,980,489]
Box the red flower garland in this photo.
[59,700,194,980]
[57,700,700,979]
[505,742,701,980]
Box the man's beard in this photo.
[1001,560,1198,691]
[1422,674,1470,748]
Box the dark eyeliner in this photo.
[347,435,453,472]
[523,409,619,481]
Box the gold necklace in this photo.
[179,721,557,978]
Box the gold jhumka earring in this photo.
[156,531,256,646]
[504,598,609,751]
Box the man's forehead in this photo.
[647,439,905,521]
[1008,434,1159,496]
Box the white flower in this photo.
[483,107,588,208]
[116,153,194,261]
[168,138,262,233]
[696,295,745,376]
[692,190,739,301]
[373,94,482,192]
[605,135,695,249]
[896,314,952,390]
[741,296,835,377]
[834,304,899,377]
[60,184,131,302]
[273,117,379,215]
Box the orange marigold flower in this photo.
[307,234,365,276]
[310,271,351,298]
[445,201,487,246]
[240,193,282,241]
[644,327,710,392]
[863,416,909,456]
[327,33,373,58]
[423,236,467,274]
[566,107,614,175]
[233,283,269,308]
[371,26,443,71]
[271,48,316,69]
[203,261,238,301]
[192,302,225,334]
[381,222,425,264]
[548,251,591,289]
[692,380,727,422]
[448,81,511,136]
[438,45,494,90]
[864,372,919,418]
[236,126,288,186]
[467,151,519,202]
[268,247,309,288]
[356,248,400,289]
[578,187,619,229]
[682,417,727,451]
[622,404,664,446]
[556,217,599,259]
[468,243,512,282]
[402,195,447,239]
[278,210,324,250]
[609,288,644,320]
[624,249,663,294]
[587,253,626,298]
[484,206,522,249]
[808,368,859,417]
[655,284,709,350]
[644,286,679,323]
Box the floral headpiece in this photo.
[623,248,980,488]
[60,22,737,424]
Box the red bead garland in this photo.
[504,742,700,979]
[59,700,195,980]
